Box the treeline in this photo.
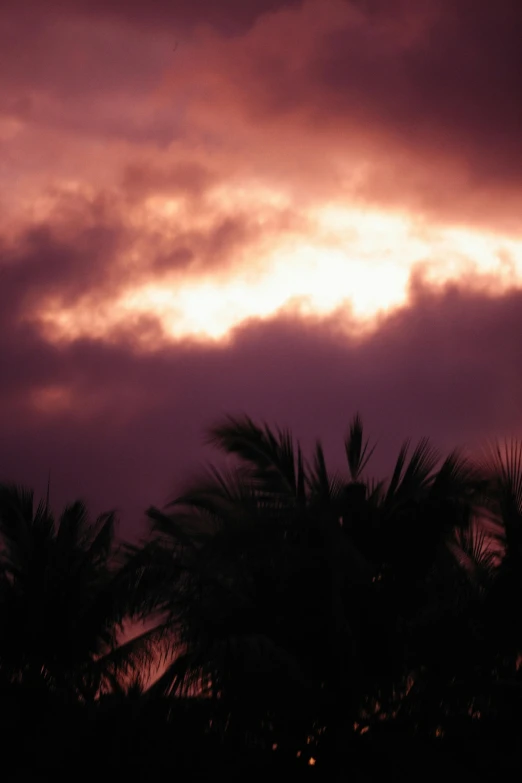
[1,415,522,779]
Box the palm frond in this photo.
[400,438,439,492]
[207,415,300,497]
[146,651,211,699]
[94,621,175,691]
[345,413,376,481]
[147,506,205,549]
[432,450,480,501]
[366,478,385,504]
[168,464,259,524]
[296,446,306,506]
[308,441,330,500]
[84,511,117,566]
[480,439,522,514]
[0,483,35,528]
[385,441,409,504]
[478,439,522,559]
[385,438,439,504]
[32,496,55,539]
[0,483,37,565]
[450,523,498,591]
[56,501,88,549]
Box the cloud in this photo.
[122,162,216,200]
[57,0,304,33]
[0,194,127,326]
[2,0,520,235]
[1,0,521,536]
[1,0,305,46]
[311,0,522,183]
[152,0,522,230]
[2,273,522,536]
[0,182,310,347]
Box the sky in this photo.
[1,0,522,536]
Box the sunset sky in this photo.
[1,0,522,534]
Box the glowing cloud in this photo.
[36,196,522,344]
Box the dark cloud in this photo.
[122,163,216,199]
[1,0,521,539]
[0,183,288,319]
[2,273,522,537]
[151,217,257,274]
[67,0,303,33]
[3,0,304,35]
[0,196,126,328]
[0,7,166,98]
[180,0,521,223]
[312,0,522,184]
[2,0,521,229]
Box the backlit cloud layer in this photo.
[1,0,521,532]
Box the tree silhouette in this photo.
[143,413,495,764]
[3,422,522,778]
[0,483,162,702]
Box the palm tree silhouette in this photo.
[142,413,489,764]
[0,483,162,703]
[3,424,522,776]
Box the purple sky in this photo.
[1,0,521,537]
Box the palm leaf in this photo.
[207,415,300,497]
[385,438,439,505]
[308,441,330,500]
[432,450,480,501]
[84,511,117,567]
[344,413,376,481]
[384,441,410,504]
[94,620,175,691]
[56,501,88,550]
[478,439,522,559]
[399,438,439,493]
[480,439,522,514]
[0,483,37,569]
[450,523,498,591]
[147,506,206,549]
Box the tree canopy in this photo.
[2,415,522,778]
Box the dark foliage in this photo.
[2,417,522,780]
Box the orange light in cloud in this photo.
[117,241,411,340]
[36,194,522,345]
[30,385,75,414]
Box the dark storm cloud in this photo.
[151,217,261,274]
[211,0,522,195]
[1,0,521,538]
[2,0,304,35]
[62,0,304,32]
[312,0,522,185]
[2,273,522,536]
[0,180,290,324]
[122,163,216,199]
[2,0,521,228]
[0,195,126,330]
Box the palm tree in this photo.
[142,411,522,776]
[142,419,354,755]
[0,482,164,704]
[463,440,522,728]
